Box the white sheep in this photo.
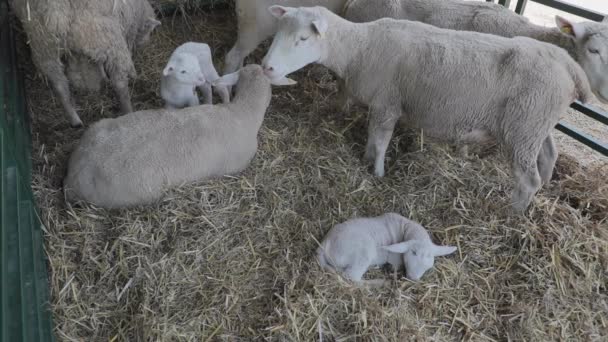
[10,0,161,127]
[317,213,457,283]
[224,0,348,75]
[161,42,230,109]
[63,65,295,209]
[342,0,608,102]
[261,6,593,213]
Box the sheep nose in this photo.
[262,64,274,73]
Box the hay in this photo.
[21,7,608,341]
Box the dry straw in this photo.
[18,5,608,341]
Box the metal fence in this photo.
[489,0,608,155]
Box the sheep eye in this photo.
[412,251,417,256]
[300,36,309,41]
[181,70,187,74]
[588,48,600,54]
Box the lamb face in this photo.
[384,240,457,280]
[558,16,608,103]
[163,53,207,86]
[261,6,327,80]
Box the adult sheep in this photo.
[224,0,347,75]
[261,6,593,213]
[10,0,161,127]
[343,0,608,102]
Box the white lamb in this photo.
[261,6,593,213]
[224,0,348,75]
[63,65,295,209]
[161,42,230,108]
[317,213,457,283]
[342,0,608,102]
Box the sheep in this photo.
[63,65,295,209]
[224,0,348,75]
[161,42,230,109]
[342,0,608,102]
[261,6,593,213]
[317,213,457,284]
[10,0,161,127]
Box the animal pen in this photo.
[1,0,607,341]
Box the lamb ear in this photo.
[555,15,585,39]
[162,66,172,77]
[270,77,297,86]
[383,240,416,253]
[312,19,328,37]
[431,244,457,257]
[212,71,240,87]
[268,5,293,19]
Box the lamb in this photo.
[161,42,230,109]
[317,213,457,283]
[342,0,608,102]
[224,0,348,75]
[261,6,593,213]
[63,65,295,209]
[10,0,161,127]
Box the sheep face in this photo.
[163,54,206,86]
[556,16,608,103]
[261,6,327,80]
[136,17,161,48]
[383,240,457,281]
[213,65,297,89]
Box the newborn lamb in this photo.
[317,213,457,283]
[161,42,230,108]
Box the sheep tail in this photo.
[569,61,593,104]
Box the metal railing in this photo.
[487,0,608,156]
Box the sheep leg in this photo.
[187,94,200,107]
[224,24,272,75]
[511,149,543,214]
[336,78,354,112]
[536,134,558,185]
[343,263,369,283]
[199,82,213,105]
[108,70,133,114]
[365,110,400,177]
[215,86,231,104]
[31,47,82,127]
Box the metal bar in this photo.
[555,122,608,156]
[570,101,608,126]
[498,0,511,8]
[514,0,528,14]
[523,0,605,21]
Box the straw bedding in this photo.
[17,3,608,341]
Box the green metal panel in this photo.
[0,0,54,340]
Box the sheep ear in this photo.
[162,66,172,76]
[312,19,328,37]
[212,71,240,87]
[555,15,585,39]
[431,244,457,257]
[270,77,297,86]
[268,5,293,18]
[383,241,416,253]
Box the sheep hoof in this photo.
[70,119,84,128]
